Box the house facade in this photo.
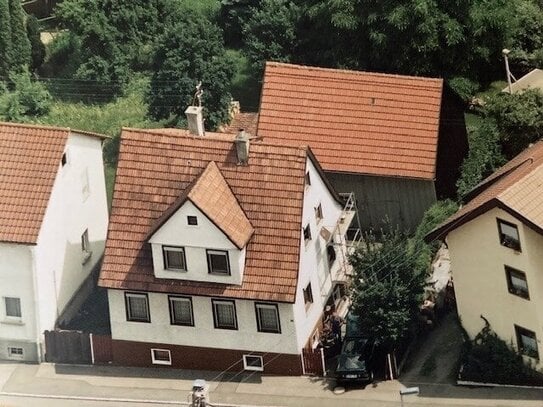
[0,122,109,362]
[428,142,543,368]
[99,125,356,374]
[257,62,468,232]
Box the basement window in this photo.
[243,355,264,371]
[151,348,172,365]
[7,347,24,360]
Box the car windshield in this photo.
[342,338,370,355]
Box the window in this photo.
[169,296,194,326]
[515,325,539,359]
[315,203,323,223]
[125,292,150,322]
[326,245,336,269]
[305,171,311,186]
[303,282,313,308]
[505,266,529,299]
[81,168,90,200]
[187,215,198,226]
[163,246,187,271]
[255,303,281,334]
[497,219,521,251]
[151,348,171,365]
[61,151,67,167]
[7,347,24,360]
[207,250,230,275]
[81,229,92,264]
[243,355,264,371]
[303,224,312,243]
[212,299,237,330]
[332,284,346,305]
[4,297,21,318]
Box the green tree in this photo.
[219,0,261,47]
[26,15,45,72]
[0,0,11,78]
[485,89,543,158]
[8,0,31,73]
[349,230,426,347]
[243,0,300,73]
[147,9,234,129]
[0,70,51,120]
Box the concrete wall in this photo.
[447,207,543,368]
[149,201,245,285]
[327,172,436,233]
[34,132,108,334]
[108,290,298,354]
[292,158,344,351]
[0,243,39,361]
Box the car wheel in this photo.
[368,371,374,383]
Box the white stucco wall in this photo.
[149,201,245,285]
[108,289,298,354]
[447,207,543,367]
[33,132,109,333]
[292,158,344,351]
[0,243,38,360]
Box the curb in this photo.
[0,392,285,407]
[456,380,543,390]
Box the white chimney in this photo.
[185,105,204,136]
[235,130,250,165]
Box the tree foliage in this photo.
[0,0,11,78]
[8,0,31,73]
[147,9,234,130]
[0,70,52,120]
[242,0,300,73]
[349,230,426,347]
[26,15,45,72]
[219,0,261,47]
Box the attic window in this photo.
[305,171,311,186]
[187,216,198,226]
[61,152,67,167]
[315,203,323,223]
[303,224,312,242]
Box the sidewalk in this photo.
[1,361,543,406]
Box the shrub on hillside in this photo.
[0,70,51,120]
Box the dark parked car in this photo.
[335,336,376,384]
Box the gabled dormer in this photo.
[147,161,254,285]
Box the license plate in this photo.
[345,374,358,379]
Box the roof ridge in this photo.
[0,121,70,132]
[265,61,443,84]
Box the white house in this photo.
[98,122,357,374]
[0,122,109,362]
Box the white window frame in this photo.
[4,297,22,320]
[255,303,281,334]
[125,292,150,323]
[243,354,264,371]
[163,246,187,271]
[151,348,172,365]
[7,347,24,360]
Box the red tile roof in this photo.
[99,128,312,302]
[0,122,70,244]
[427,141,543,241]
[258,62,444,180]
[147,161,254,249]
[221,112,259,136]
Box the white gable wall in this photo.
[149,201,245,285]
[292,158,344,351]
[33,132,108,334]
[0,243,38,360]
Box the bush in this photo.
[460,320,543,386]
[447,77,480,103]
[0,70,52,120]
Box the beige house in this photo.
[428,141,543,367]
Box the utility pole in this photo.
[502,49,516,94]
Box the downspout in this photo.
[29,246,43,362]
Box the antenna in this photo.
[193,81,204,107]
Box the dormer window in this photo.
[497,219,521,251]
[163,246,187,271]
[187,216,198,226]
[207,250,230,275]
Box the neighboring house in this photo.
[503,68,543,93]
[0,122,109,362]
[98,117,357,374]
[257,62,468,232]
[427,141,543,368]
